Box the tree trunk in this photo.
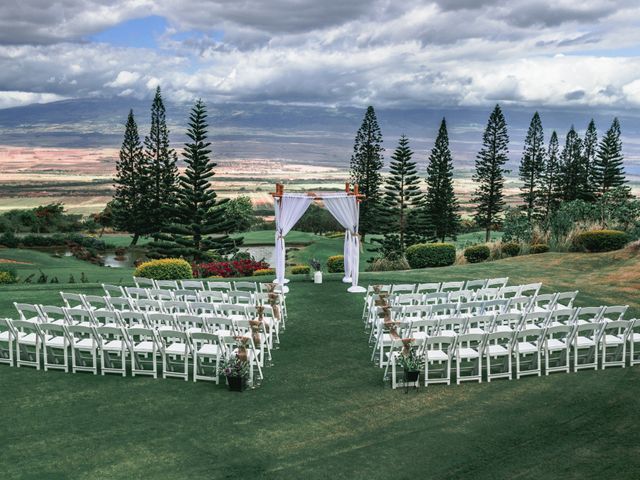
[130,233,139,246]
[485,228,491,243]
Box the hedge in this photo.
[133,258,193,280]
[291,265,311,275]
[530,243,549,254]
[327,255,345,273]
[253,268,275,277]
[405,243,456,268]
[501,242,521,257]
[0,267,18,284]
[573,230,628,252]
[464,244,491,263]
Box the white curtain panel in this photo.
[323,195,360,289]
[274,195,313,285]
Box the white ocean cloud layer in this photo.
[1,0,640,108]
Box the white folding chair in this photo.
[457,301,484,319]
[102,284,125,298]
[198,290,227,304]
[628,319,640,366]
[67,325,99,374]
[234,281,258,292]
[391,284,416,294]
[181,280,204,291]
[207,281,232,292]
[430,303,459,320]
[147,288,174,301]
[454,333,486,384]
[95,326,128,376]
[218,335,261,385]
[519,283,542,297]
[118,311,148,329]
[600,320,631,369]
[83,295,110,311]
[146,313,176,331]
[155,279,179,290]
[474,288,500,302]
[507,296,533,314]
[106,296,133,312]
[245,304,279,347]
[481,298,509,315]
[449,290,475,304]
[424,335,454,386]
[134,299,163,313]
[61,292,88,311]
[572,322,601,371]
[484,331,514,381]
[125,287,150,300]
[174,314,207,334]
[466,314,495,335]
[493,313,523,332]
[498,285,521,299]
[228,291,254,306]
[162,300,192,315]
[235,318,269,367]
[529,293,558,313]
[521,311,550,330]
[547,308,576,327]
[600,305,628,323]
[128,327,159,378]
[159,330,192,381]
[485,277,508,289]
[440,281,464,293]
[38,305,67,325]
[464,279,487,291]
[573,306,604,325]
[14,303,43,323]
[172,289,199,302]
[63,307,95,327]
[133,276,155,289]
[216,303,246,321]
[92,309,121,328]
[543,325,572,374]
[387,337,425,390]
[40,322,70,372]
[438,317,467,337]
[513,328,543,379]
[191,332,221,383]
[416,282,440,294]
[205,316,236,337]
[0,318,16,366]
[554,291,579,310]
[13,319,41,369]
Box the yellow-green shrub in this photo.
[573,230,628,252]
[405,243,456,268]
[133,258,193,280]
[501,242,521,257]
[530,243,549,254]
[291,265,311,275]
[0,268,18,284]
[253,268,275,277]
[327,255,344,273]
[464,245,491,263]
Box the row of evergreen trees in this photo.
[349,105,629,248]
[113,87,235,261]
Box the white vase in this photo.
[314,271,323,284]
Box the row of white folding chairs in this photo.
[367,277,510,296]
[363,282,543,323]
[0,318,263,385]
[133,277,273,293]
[385,318,640,389]
[371,305,629,367]
[15,301,280,351]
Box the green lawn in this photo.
[1,247,639,478]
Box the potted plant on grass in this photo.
[396,343,421,393]
[219,353,250,391]
[310,258,322,284]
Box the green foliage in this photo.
[291,265,310,275]
[593,118,627,198]
[530,243,550,254]
[581,119,598,202]
[473,104,509,242]
[549,200,599,244]
[133,258,193,280]
[424,118,460,242]
[216,196,256,233]
[0,267,18,284]
[366,257,410,272]
[0,231,19,248]
[0,203,82,234]
[253,268,275,277]
[501,242,521,257]
[573,230,628,252]
[349,106,384,239]
[537,130,563,224]
[327,255,344,273]
[519,112,545,221]
[296,203,341,235]
[464,245,491,263]
[502,207,532,243]
[370,233,404,261]
[405,243,456,268]
[559,126,586,202]
[382,134,425,248]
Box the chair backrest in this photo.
[458,301,485,317]
[181,280,205,291]
[147,313,176,330]
[485,277,509,289]
[162,300,191,314]
[474,288,500,301]
[125,287,149,299]
[245,304,275,320]
[234,281,258,292]
[118,311,148,328]
[416,282,440,294]
[519,283,542,297]
[573,321,602,340]
[438,316,467,335]
[205,316,235,334]
[228,291,254,305]
[494,313,523,331]
[83,295,109,310]
[133,276,155,288]
[64,308,95,325]
[14,303,43,322]
[405,318,439,337]
[531,293,557,311]
[11,319,40,335]
[207,281,232,291]
[391,284,416,294]
[155,280,179,290]
[423,292,449,305]
[61,292,87,309]
[401,305,432,321]
[485,330,515,348]
[127,327,158,346]
[600,320,632,339]
[573,306,604,324]
[172,289,199,302]
[522,311,550,329]
[555,291,579,309]
[147,288,174,301]
[102,284,125,298]
[499,285,521,298]
[92,309,120,327]
[134,299,164,313]
[158,329,189,349]
[449,290,475,303]
[106,297,132,311]
[392,293,423,306]
[66,324,98,343]
[600,305,628,322]
[440,281,464,293]
[174,314,206,332]
[39,305,66,323]
[464,279,487,291]
[482,299,509,314]
[508,296,533,313]
[189,301,217,316]
[217,303,246,318]
[466,314,494,333]
[190,331,219,346]
[39,322,68,339]
[456,333,485,350]
[95,326,126,345]
[548,308,576,326]
[431,303,459,318]
[198,290,226,303]
[515,327,543,344]
[0,318,15,337]
[425,335,455,349]
[544,324,573,342]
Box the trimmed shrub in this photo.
[134,258,193,280]
[367,257,410,272]
[253,268,275,277]
[0,267,18,284]
[291,265,311,275]
[327,255,345,273]
[530,243,550,254]
[405,243,456,268]
[464,245,491,263]
[0,232,19,248]
[195,259,269,278]
[573,229,628,252]
[501,242,521,257]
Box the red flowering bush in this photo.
[193,259,269,278]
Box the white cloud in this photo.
[0,90,67,109]
[105,70,142,88]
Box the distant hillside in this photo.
[0,97,639,176]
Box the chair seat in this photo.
[411,332,429,340]
[630,333,640,342]
[103,340,126,351]
[575,336,596,347]
[215,329,233,337]
[439,329,458,337]
[456,347,480,359]
[425,349,448,362]
[132,341,155,353]
[17,333,39,345]
[467,327,489,335]
[603,334,624,345]
[486,344,509,356]
[73,338,96,350]
[186,327,204,334]
[44,336,66,348]
[516,341,538,354]
[165,343,189,355]
[0,331,12,342]
[196,344,219,356]
[546,339,567,350]
[494,325,514,333]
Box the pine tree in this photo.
[424,118,460,242]
[519,112,545,221]
[349,106,384,241]
[593,118,627,197]
[559,126,583,201]
[150,100,237,261]
[581,119,598,201]
[472,104,509,242]
[144,86,178,239]
[537,130,562,225]
[112,110,149,245]
[381,135,424,250]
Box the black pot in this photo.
[404,369,420,383]
[227,375,247,392]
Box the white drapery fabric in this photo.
[274,195,313,285]
[322,195,361,290]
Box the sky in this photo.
[1,0,640,110]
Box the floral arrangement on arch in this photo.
[193,259,269,278]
